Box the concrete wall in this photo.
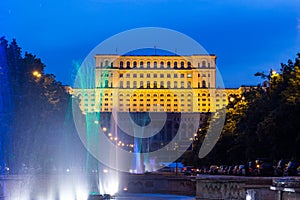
[120,173,196,196]
[196,175,277,200]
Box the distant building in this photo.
[71,54,242,153]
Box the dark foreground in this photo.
[115,193,195,200]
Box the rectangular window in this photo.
[147,74,150,78]
[160,74,164,78]
[153,74,157,78]
[140,74,144,78]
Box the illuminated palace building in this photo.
[72,53,241,152]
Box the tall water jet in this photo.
[130,112,151,174]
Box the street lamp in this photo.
[32,70,42,78]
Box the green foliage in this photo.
[0,37,86,173]
[194,53,300,166]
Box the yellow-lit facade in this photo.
[71,54,243,153]
[73,54,242,114]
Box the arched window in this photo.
[160,61,164,68]
[181,81,184,88]
[105,60,109,67]
[167,81,171,88]
[105,80,108,87]
[154,61,157,68]
[160,81,164,88]
[174,62,177,68]
[188,62,191,68]
[202,80,206,88]
[140,81,143,88]
[174,81,178,88]
[140,61,144,68]
[133,61,137,68]
[126,61,130,68]
[181,61,184,68]
[120,61,124,68]
[154,81,157,88]
[147,61,150,68]
[202,61,206,68]
[208,62,211,68]
[167,61,171,68]
[133,81,137,88]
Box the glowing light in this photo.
[114,137,118,141]
[76,189,88,200]
[246,194,252,200]
[123,187,128,191]
[230,97,235,102]
[103,169,109,173]
[108,133,112,137]
[102,127,107,132]
[271,70,279,78]
[32,70,42,78]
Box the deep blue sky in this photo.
[1,0,299,88]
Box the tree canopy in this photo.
[0,37,86,174]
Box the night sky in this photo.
[1,0,299,88]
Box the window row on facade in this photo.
[117,80,209,89]
[118,60,211,69]
[97,80,210,88]
[100,72,211,78]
